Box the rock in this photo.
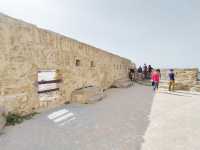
[0,107,7,132]
[71,86,105,104]
[111,78,134,88]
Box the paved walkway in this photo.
[141,89,200,150]
[0,84,154,150]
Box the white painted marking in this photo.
[58,117,76,127]
[54,113,74,123]
[48,109,69,120]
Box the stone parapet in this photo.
[160,68,198,84]
[160,68,199,92]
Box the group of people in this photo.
[131,63,176,92]
[137,64,153,79]
[151,68,175,91]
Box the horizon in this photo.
[0,0,200,69]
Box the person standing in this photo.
[143,64,148,79]
[168,69,175,91]
[148,65,153,79]
[137,66,143,73]
[129,68,135,81]
[151,69,160,91]
[157,69,161,78]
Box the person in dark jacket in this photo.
[137,66,143,73]
[129,69,135,81]
[147,65,153,79]
[168,69,175,91]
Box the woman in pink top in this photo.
[151,69,160,91]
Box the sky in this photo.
[0,0,200,69]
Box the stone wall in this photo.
[0,13,134,115]
[160,68,199,91]
[160,68,198,84]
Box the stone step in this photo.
[71,86,105,104]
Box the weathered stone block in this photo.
[71,86,105,104]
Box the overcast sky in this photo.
[0,0,200,69]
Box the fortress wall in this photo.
[0,14,133,115]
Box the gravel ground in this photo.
[0,84,154,150]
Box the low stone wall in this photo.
[0,13,134,115]
[161,68,198,84]
[160,68,200,91]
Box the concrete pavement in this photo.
[141,89,200,150]
[0,84,154,150]
[1,84,200,150]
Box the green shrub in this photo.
[6,112,38,126]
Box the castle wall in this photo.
[0,14,133,115]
